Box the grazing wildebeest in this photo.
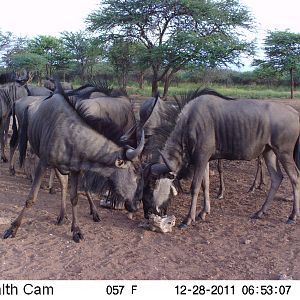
[140,89,266,200]
[0,72,28,162]
[146,90,300,227]
[9,82,150,224]
[3,84,146,242]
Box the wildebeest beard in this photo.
[81,160,143,209]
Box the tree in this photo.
[60,31,103,82]
[253,30,300,99]
[0,30,13,52]
[86,0,255,96]
[7,52,47,81]
[27,35,68,77]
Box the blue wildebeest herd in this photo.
[0,72,299,242]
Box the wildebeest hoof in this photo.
[56,215,68,225]
[3,227,15,239]
[286,218,296,225]
[178,223,188,230]
[9,168,15,176]
[49,188,56,194]
[196,214,206,222]
[92,212,101,222]
[251,211,265,219]
[73,231,84,243]
[1,157,8,163]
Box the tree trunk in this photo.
[290,67,294,99]
[163,73,172,98]
[138,71,144,89]
[151,67,159,96]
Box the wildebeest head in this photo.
[141,157,178,218]
[109,130,146,212]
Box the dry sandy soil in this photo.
[0,99,300,280]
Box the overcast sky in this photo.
[0,0,99,37]
[1,0,300,69]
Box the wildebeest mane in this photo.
[88,79,128,97]
[174,88,235,109]
[77,106,128,146]
[0,89,13,108]
[0,72,17,84]
[54,79,129,146]
[149,88,235,163]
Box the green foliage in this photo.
[253,31,300,75]
[8,52,47,73]
[0,30,13,51]
[253,30,300,98]
[28,35,69,76]
[60,31,103,81]
[86,0,256,95]
[128,81,300,99]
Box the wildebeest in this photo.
[43,79,73,91]
[9,96,49,175]
[3,84,147,242]
[140,89,266,200]
[0,72,28,162]
[147,90,300,227]
[24,84,53,96]
[8,81,150,225]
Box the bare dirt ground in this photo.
[0,99,300,280]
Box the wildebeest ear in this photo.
[115,158,128,168]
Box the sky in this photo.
[1,0,300,69]
[0,0,100,37]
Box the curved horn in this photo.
[139,92,159,127]
[119,124,137,145]
[125,129,145,160]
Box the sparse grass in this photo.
[127,82,300,99]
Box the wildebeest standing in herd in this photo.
[148,91,300,227]
[3,84,147,242]
[0,73,28,162]
[140,89,265,218]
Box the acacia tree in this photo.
[27,35,68,77]
[0,30,13,52]
[253,30,300,99]
[7,52,47,82]
[86,0,255,96]
[60,31,103,82]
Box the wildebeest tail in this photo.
[9,102,18,149]
[18,106,29,167]
[293,134,300,170]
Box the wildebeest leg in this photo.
[54,169,69,225]
[0,120,8,162]
[180,155,209,228]
[4,114,10,146]
[69,171,84,243]
[48,168,56,194]
[252,151,283,219]
[3,161,46,239]
[8,141,18,175]
[217,159,225,199]
[197,163,210,220]
[248,156,265,193]
[85,191,101,222]
[278,154,300,223]
[257,157,266,189]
